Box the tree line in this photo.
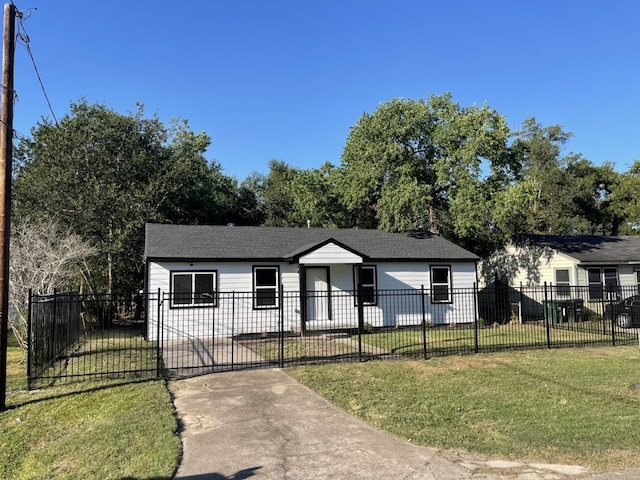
[11,95,640,297]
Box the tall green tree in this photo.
[339,94,510,244]
[251,160,299,227]
[610,160,640,234]
[13,100,238,292]
[287,162,348,228]
[493,119,623,237]
[565,158,621,235]
[154,121,232,224]
[498,118,573,234]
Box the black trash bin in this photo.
[560,299,583,323]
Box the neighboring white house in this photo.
[481,235,640,292]
[479,235,640,322]
[144,223,480,340]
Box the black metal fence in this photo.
[28,291,155,388]
[27,285,639,388]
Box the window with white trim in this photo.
[588,267,619,300]
[171,271,217,307]
[636,270,640,293]
[354,265,377,305]
[554,269,571,297]
[431,266,451,303]
[253,266,279,308]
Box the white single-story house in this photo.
[479,235,640,321]
[481,234,640,294]
[144,223,480,340]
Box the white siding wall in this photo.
[361,262,476,327]
[483,244,581,287]
[147,260,479,339]
[302,262,478,329]
[299,242,363,264]
[147,261,301,340]
[481,243,640,290]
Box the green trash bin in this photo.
[543,300,563,324]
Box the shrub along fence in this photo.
[26,284,639,388]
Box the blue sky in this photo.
[10,0,640,181]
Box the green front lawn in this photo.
[288,346,640,473]
[0,333,180,480]
[359,321,630,356]
[4,327,640,477]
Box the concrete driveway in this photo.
[168,368,623,480]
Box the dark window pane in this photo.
[194,274,215,304]
[588,269,601,284]
[361,286,375,304]
[432,268,449,284]
[256,268,277,287]
[589,285,603,300]
[173,274,192,304]
[360,267,375,285]
[555,269,570,297]
[433,285,449,302]
[555,269,570,283]
[604,269,618,287]
[588,268,603,299]
[256,289,276,306]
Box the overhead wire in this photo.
[12,2,59,126]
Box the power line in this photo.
[13,4,58,125]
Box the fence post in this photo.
[356,266,364,362]
[50,289,57,365]
[279,284,284,368]
[299,264,307,336]
[519,283,524,324]
[544,282,551,349]
[421,285,427,360]
[609,293,616,346]
[26,289,33,390]
[231,291,235,371]
[156,288,162,378]
[473,283,479,354]
[600,294,607,335]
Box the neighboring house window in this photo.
[588,267,619,300]
[171,271,217,307]
[554,269,571,297]
[431,266,451,303]
[636,270,640,293]
[253,266,279,308]
[354,265,377,305]
[603,267,619,300]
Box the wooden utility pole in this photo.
[0,2,16,411]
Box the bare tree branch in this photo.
[9,219,97,349]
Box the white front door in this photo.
[306,267,330,321]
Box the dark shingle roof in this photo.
[520,235,640,263]
[145,223,479,262]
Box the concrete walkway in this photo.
[168,368,633,480]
